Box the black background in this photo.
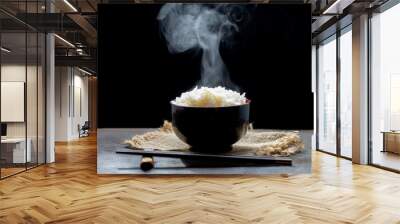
[98,4,313,129]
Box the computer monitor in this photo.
[1,123,7,137]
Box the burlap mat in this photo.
[125,121,304,156]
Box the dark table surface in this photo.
[97,128,312,175]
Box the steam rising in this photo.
[158,4,248,89]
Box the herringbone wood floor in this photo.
[1,135,400,224]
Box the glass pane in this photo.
[371,4,400,171]
[318,37,337,154]
[340,29,352,158]
[0,1,46,178]
[38,32,45,165]
[1,31,27,177]
[27,31,38,169]
[26,0,39,170]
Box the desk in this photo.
[1,138,31,163]
[382,131,400,154]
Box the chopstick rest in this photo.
[140,156,155,171]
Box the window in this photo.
[339,28,352,158]
[316,26,353,158]
[0,1,47,179]
[370,3,400,171]
[317,36,337,154]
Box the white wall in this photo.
[1,63,46,164]
[72,73,89,138]
[1,65,42,138]
[55,66,89,141]
[55,66,70,141]
[1,65,26,136]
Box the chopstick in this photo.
[117,149,292,166]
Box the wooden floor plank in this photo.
[0,134,400,223]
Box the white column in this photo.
[352,14,369,164]
[46,33,55,163]
[46,0,55,163]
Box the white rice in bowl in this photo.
[173,86,247,107]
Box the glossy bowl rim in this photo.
[170,100,251,109]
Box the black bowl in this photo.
[171,102,250,153]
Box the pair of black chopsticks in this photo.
[116,148,292,171]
